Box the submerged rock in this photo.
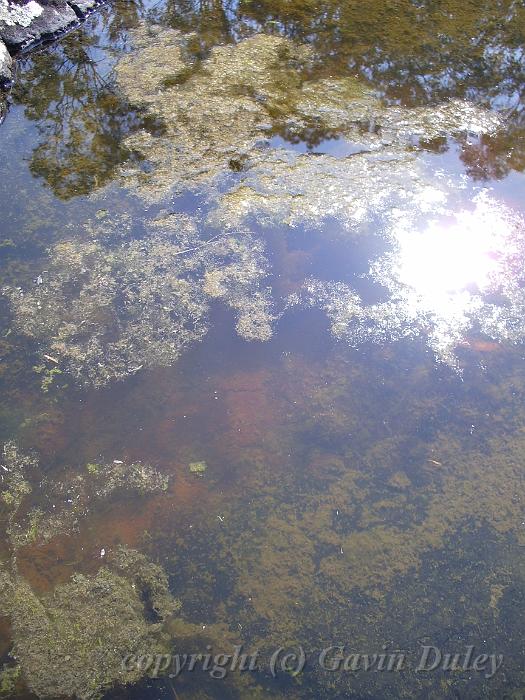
[0,0,105,93]
[0,0,44,31]
[67,0,99,16]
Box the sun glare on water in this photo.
[395,204,510,308]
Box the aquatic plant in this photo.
[115,24,502,226]
[0,551,178,700]
[3,212,272,386]
[0,441,169,547]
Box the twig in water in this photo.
[167,677,180,700]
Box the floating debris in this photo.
[189,461,208,474]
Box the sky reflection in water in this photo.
[0,1,524,699]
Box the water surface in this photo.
[0,1,524,699]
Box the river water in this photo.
[0,1,524,699]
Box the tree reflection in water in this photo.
[9,0,150,199]
[6,0,524,199]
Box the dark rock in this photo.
[67,0,99,18]
[0,0,78,52]
[0,38,12,88]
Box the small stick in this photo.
[167,678,180,700]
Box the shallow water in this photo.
[0,1,524,699]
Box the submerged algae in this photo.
[111,545,180,620]
[115,26,313,201]
[3,218,207,387]
[13,460,168,547]
[232,381,525,603]
[189,461,207,475]
[286,193,525,367]
[0,441,34,514]
[111,24,520,369]
[1,442,169,548]
[115,24,502,225]
[0,444,180,698]
[4,212,272,386]
[212,147,445,232]
[0,5,524,700]
[0,547,178,700]
[0,663,21,697]
[155,349,525,698]
[3,29,511,388]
